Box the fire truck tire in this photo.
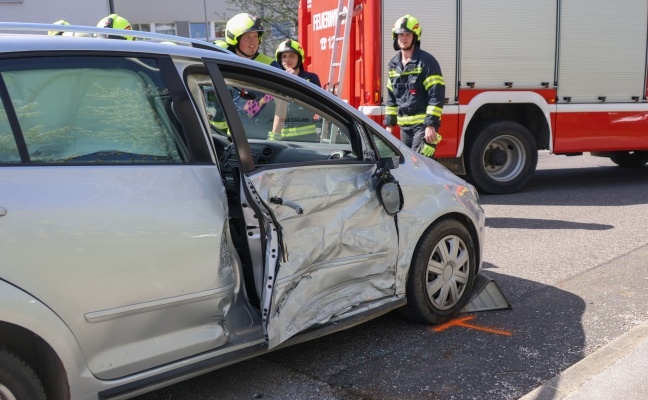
[609,151,648,168]
[0,348,46,400]
[399,218,476,324]
[465,120,537,194]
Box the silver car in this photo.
[0,24,485,400]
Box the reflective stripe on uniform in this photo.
[423,75,444,90]
[385,106,398,116]
[397,114,426,126]
[389,67,422,78]
[210,120,229,130]
[426,105,443,118]
[281,124,317,137]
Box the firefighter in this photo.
[96,14,133,40]
[274,38,321,87]
[268,38,322,142]
[384,15,444,158]
[48,20,70,36]
[224,13,274,65]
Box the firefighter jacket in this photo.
[297,70,321,88]
[384,47,445,130]
[253,52,275,65]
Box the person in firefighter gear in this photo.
[96,14,133,40]
[48,20,70,36]
[274,38,321,87]
[268,38,322,142]
[384,15,444,158]
[224,13,274,65]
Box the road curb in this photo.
[519,319,648,399]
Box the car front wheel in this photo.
[0,349,46,400]
[400,218,477,324]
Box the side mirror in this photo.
[377,180,403,215]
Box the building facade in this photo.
[1,0,110,26]
[113,0,238,42]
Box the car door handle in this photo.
[270,197,304,215]
[0,207,6,217]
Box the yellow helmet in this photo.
[275,38,305,67]
[392,15,422,41]
[225,13,265,46]
[96,14,133,40]
[48,20,70,36]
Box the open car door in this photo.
[204,59,403,348]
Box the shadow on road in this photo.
[481,165,648,207]
[486,217,613,231]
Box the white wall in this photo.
[113,0,237,25]
[1,0,110,26]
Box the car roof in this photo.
[0,22,234,60]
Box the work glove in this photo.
[267,131,282,141]
[418,133,442,158]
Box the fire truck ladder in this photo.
[322,0,354,144]
[326,0,354,98]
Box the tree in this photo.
[225,0,299,55]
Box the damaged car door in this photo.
[204,60,402,348]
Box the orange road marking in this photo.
[433,315,513,336]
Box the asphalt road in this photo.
[135,152,648,400]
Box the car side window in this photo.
[0,56,188,164]
[371,132,401,159]
[220,77,358,164]
[0,103,19,163]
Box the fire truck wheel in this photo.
[0,349,46,400]
[609,151,648,168]
[399,218,476,324]
[465,120,538,194]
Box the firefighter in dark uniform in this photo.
[384,15,444,157]
[268,38,322,142]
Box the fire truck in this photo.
[298,0,648,194]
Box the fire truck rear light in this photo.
[374,91,379,102]
[365,92,371,103]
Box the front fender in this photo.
[391,151,485,294]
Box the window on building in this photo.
[190,22,208,41]
[154,23,176,36]
[213,21,226,39]
[132,23,151,32]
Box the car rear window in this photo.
[0,56,189,164]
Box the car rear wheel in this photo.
[0,349,45,400]
[400,218,477,324]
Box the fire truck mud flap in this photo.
[434,156,466,176]
[461,273,511,313]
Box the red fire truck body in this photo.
[299,0,648,194]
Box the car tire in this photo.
[400,218,477,324]
[609,151,648,168]
[0,349,46,400]
[465,120,538,194]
